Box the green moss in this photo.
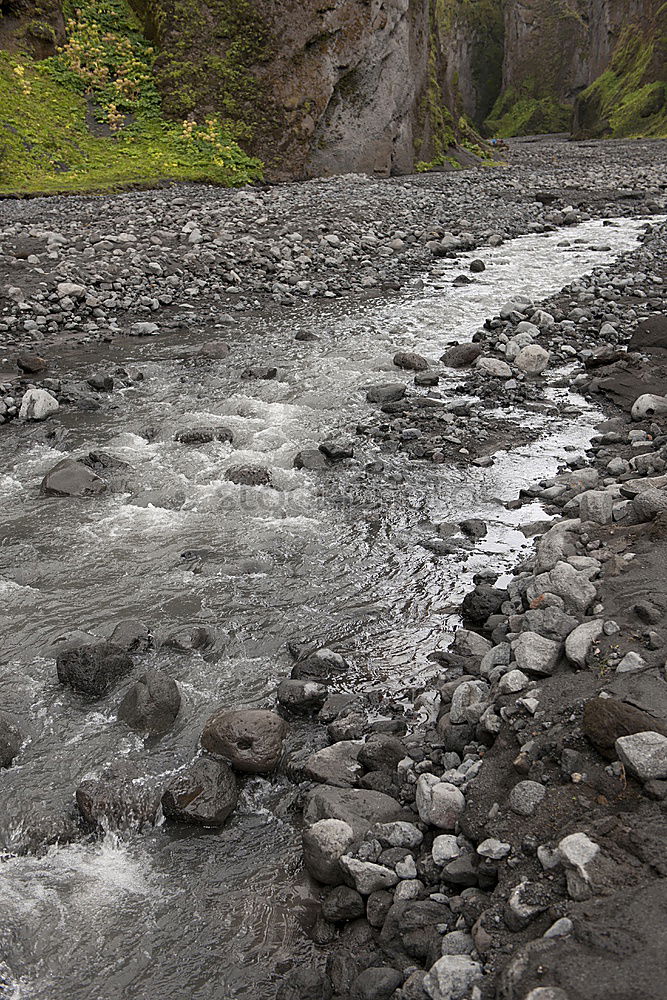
[485,87,571,138]
[0,1,262,196]
[573,24,667,139]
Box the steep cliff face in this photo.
[128,1,494,180]
[488,0,666,138]
[0,0,64,57]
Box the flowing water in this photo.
[0,218,653,999]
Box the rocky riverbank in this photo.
[1,139,666,1000]
[272,218,667,1000]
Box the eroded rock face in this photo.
[129,0,491,180]
[201,708,288,773]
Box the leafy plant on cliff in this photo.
[0,0,262,194]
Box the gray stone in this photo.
[161,758,238,827]
[373,821,423,849]
[449,680,490,724]
[616,650,647,673]
[440,931,474,955]
[366,383,406,404]
[302,818,356,884]
[508,780,546,816]
[557,832,600,901]
[339,855,399,894]
[277,678,328,714]
[579,490,613,525]
[350,967,403,1000]
[477,838,510,859]
[304,741,363,787]
[40,459,106,498]
[0,714,22,769]
[416,775,465,829]
[394,351,428,371]
[321,885,365,922]
[117,669,180,734]
[515,344,549,374]
[432,834,461,865]
[565,620,604,668]
[424,954,482,1000]
[19,388,59,421]
[476,356,512,378]
[616,732,667,780]
[513,632,562,677]
[56,642,133,697]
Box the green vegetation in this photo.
[485,86,571,138]
[129,0,270,128]
[573,23,667,139]
[0,0,262,196]
[433,0,504,124]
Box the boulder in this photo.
[161,758,238,826]
[175,426,233,444]
[394,351,428,371]
[277,678,328,714]
[527,561,596,613]
[319,437,355,461]
[305,741,363,787]
[616,732,667,781]
[461,584,507,626]
[201,708,288,773]
[302,818,356,884]
[423,955,482,1000]
[76,760,159,829]
[440,344,482,368]
[358,734,406,772]
[40,459,106,498]
[583,697,667,757]
[291,647,348,683]
[17,355,47,374]
[117,669,181,735]
[513,632,562,677]
[475,357,512,378]
[294,448,328,470]
[350,967,403,1000]
[579,491,613,525]
[631,393,667,421]
[449,680,490,724]
[557,832,600,901]
[276,968,333,1000]
[508,780,546,816]
[515,344,549,374]
[416,775,465,829]
[0,714,22,768]
[322,885,365,922]
[107,619,152,653]
[56,641,134,696]
[303,785,406,838]
[565,620,604,668]
[339,856,398,894]
[366,383,406,404]
[19,388,59,421]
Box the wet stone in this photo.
[161,758,238,827]
[56,641,134,697]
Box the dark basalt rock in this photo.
[117,669,181,735]
[583,697,667,759]
[161,757,238,827]
[56,641,134,696]
[0,713,22,769]
[175,426,233,444]
[201,708,288,773]
[76,760,160,830]
[225,464,272,486]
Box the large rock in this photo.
[339,855,398,894]
[117,669,181,734]
[449,680,490,725]
[56,642,134,696]
[476,357,512,378]
[161,758,238,826]
[631,393,667,421]
[515,344,549,374]
[440,343,482,368]
[303,785,406,838]
[424,955,482,1000]
[527,561,596,613]
[557,832,600,901]
[616,732,667,781]
[416,775,465,829]
[366,383,406,404]
[583,697,667,758]
[225,465,272,487]
[461,584,507,625]
[565,620,604,668]
[201,708,288,773]
[0,714,22,769]
[277,678,328,714]
[19,388,59,421]
[513,632,562,677]
[508,780,546,816]
[76,760,159,830]
[302,818,356,884]
[305,741,363,787]
[40,459,106,497]
[350,967,403,1000]
[291,647,348,683]
[394,351,428,371]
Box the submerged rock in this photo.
[76,760,159,830]
[40,459,106,497]
[0,713,22,769]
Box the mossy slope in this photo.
[572,12,667,139]
[0,0,262,195]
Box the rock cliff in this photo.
[488,0,666,138]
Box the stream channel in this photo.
[0,217,653,999]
